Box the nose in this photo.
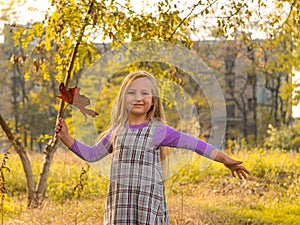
[135,93,143,102]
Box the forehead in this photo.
[128,77,152,90]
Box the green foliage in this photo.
[294,82,300,106]
[5,155,31,196]
[264,121,300,150]
[21,91,56,147]
[10,0,195,86]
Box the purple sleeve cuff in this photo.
[70,129,112,162]
[153,124,216,158]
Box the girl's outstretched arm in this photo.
[210,149,249,179]
[154,123,249,180]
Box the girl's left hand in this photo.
[224,159,249,180]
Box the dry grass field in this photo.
[1,148,299,225]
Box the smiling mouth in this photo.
[133,104,144,107]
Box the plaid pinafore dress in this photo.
[104,122,169,225]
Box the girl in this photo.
[55,70,249,225]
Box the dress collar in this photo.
[125,121,150,129]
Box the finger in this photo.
[237,169,248,180]
[59,117,66,125]
[240,169,248,179]
[57,118,62,126]
[55,123,61,130]
[231,170,236,178]
[235,169,243,180]
[243,167,250,174]
[238,165,250,175]
[54,126,61,133]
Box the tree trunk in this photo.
[247,47,258,142]
[33,100,65,207]
[11,68,19,133]
[35,136,59,204]
[0,113,37,206]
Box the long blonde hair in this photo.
[110,70,170,162]
[111,71,164,133]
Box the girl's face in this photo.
[125,77,153,122]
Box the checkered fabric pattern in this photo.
[104,122,170,225]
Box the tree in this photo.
[254,0,300,134]
[195,0,300,143]
[0,0,299,207]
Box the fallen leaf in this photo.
[57,83,99,119]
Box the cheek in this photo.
[146,96,153,105]
[125,96,132,109]
[143,95,150,101]
[126,95,134,102]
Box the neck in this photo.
[128,115,149,125]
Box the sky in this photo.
[0,0,285,43]
[0,0,49,24]
[0,0,187,24]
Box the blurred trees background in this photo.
[0,0,299,207]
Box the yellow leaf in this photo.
[24,72,30,81]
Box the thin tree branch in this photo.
[169,0,218,40]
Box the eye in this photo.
[142,92,150,96]
[127,91,135,95]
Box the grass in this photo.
[1,148,299,225]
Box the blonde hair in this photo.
[110,70,170,163]
[111,70,165,134]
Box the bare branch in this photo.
[169,0,218,40]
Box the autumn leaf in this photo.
[57,83,99,119]
[57,83,76,104]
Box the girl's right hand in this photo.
[54,118,69,139]
[54,118,75,148]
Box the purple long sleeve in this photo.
[153,124,215,158]
[70,129,112,162]
[69,123,216,162]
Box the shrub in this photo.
[264,120,300,151]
